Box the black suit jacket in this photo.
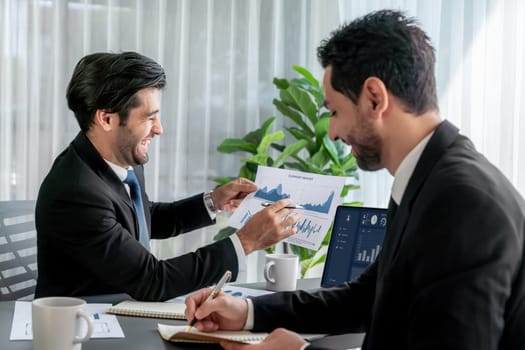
[251,121,525,349]
[35,132,239,301]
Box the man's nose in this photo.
[153,117,163,135]
[327,119,338,141]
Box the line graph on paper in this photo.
[254,184,336,214]
[228,166,346,250]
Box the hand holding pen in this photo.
[261,202,304,209]
[184,271,251,333]
[186,270,232,331]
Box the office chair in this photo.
[0,200,37,301]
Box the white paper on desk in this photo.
[227,166,346,250]
[221,284,274,298]
[168,284,274,304]
[10,301,125,340]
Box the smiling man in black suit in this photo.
[35,51,300,301]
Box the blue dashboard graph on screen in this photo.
[254,184,335,214]
[321,206,388,287]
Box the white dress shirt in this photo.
[390,131,434,206]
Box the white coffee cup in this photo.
[32,297,93,350]
[263,253,299,291]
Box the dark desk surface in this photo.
[1,278,364,349]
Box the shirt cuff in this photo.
[244,298,255,330]
[229,233,247,281]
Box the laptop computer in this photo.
[321,205,388,287]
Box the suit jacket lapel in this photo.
[71,132,133,208]
[379,120,460,270]
[70,132,154,240]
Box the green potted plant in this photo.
[214,65,361,277]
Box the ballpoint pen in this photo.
[186,270,232,331]
[261,202,305,209]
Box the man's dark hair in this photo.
[317,9,438,115]
[66,51,166,132]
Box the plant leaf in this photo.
[214,177,235,186]
[342,201,364,206]
[238,164,257,180]
[287,85,318,126]
[286,127,316,154]
[286,126,308,141]
[273,99,314,137]
[310,148,331,169]
[273,77,290,90]
[341,153,358,173]
[242,116,276,145]
[293,65,319,87]
[217,138,258,154]
[322,134,341,166]
[319,111,331,119]
[279,89,300,111]
[273,139,308,167]
[314,117,330,150]
[299,253,327,278]
[256,130,285,155]
[213,226,237,241]
[290,244,316,260]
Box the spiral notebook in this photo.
[157,324,268,344]
[106,301,186,319]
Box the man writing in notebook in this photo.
[35,52,300,301]
[184,10,525,350]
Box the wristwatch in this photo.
[203,191,219,213]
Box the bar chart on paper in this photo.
[228,166,346,250]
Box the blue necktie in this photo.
[123,169,150,250]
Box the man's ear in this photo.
[362,77,388,117]
[94,110,116,131]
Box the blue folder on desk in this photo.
[321,205,387,287]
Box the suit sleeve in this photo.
[36,179,238,301]
[251,261,377,334]
[131,164,215,239]
[148,193,215,239]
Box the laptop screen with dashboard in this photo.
[321,205,388,287]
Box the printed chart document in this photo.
[228,166,346,250]
[10,301,125,340]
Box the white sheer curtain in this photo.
[1,0,524,281]
[339,0,525,208]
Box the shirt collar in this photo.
[104,159,129,182]
[391,131,434,206]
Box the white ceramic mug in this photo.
[32,297,93,350]
[263,253,299,291]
